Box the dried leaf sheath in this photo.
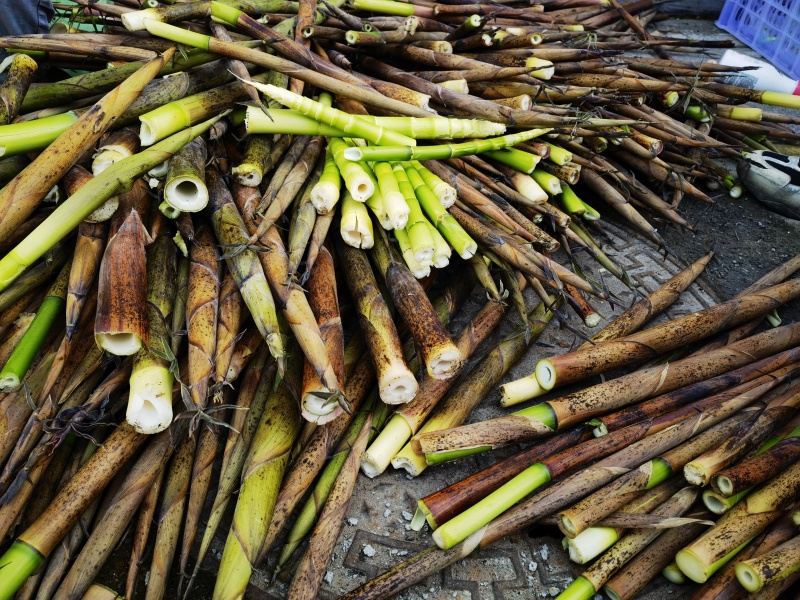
[287,411,372,600]
[186,224,221,410]
[301,245,345,415]
[94,206,149,357]
[212,273,244,395]
[66,221,108,341]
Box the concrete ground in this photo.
[95,15,800,600]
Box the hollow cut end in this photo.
[0,374,20,392]
[425,347,462,380]
[96,332,142,356]
[390,449,426,477]
[500,375,544,407]
[436,185,457,209]
[343,147,363,162]
[139,120,157,147]
[378,367,419,404]
[583,313,601,328]
[411,505,429,531]
[349,178,374,203]
[702,490,729,515]
[91,149,125,175]
[735,563,762,593]
[559,514,577,538]
[534,359,557,391]
[148,161,169,179]
[127,366,173,434]
[164,179,209,212]
[385,193,410,230]
[233,166,263,188]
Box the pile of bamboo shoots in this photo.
[0,0,798,597]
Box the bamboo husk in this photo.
[338,239,417,405]
[415,323,800,455]
[684,383,800,486]
[534,280,800,392]
[211,344,302,600]
[713,433,800,498]
[51,418,189,600]
[592,347,800,436]
[126,466,166,599]
[287,410,372,600]
[735,533,800,592]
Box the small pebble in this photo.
[362,544,376,558]
[402,511,413,521]
[541,545,549,561]
[324,571,334,585]
[528,561,538,572]
[347,517,359,526]
[549,587,560,597]
[383,509,391,518]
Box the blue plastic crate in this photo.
[717,0,800,80]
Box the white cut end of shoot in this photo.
[96,332,143,356]
[500,374,545,407]
[121,9,161,31]
[383,190,409,230]
[525,58,554,80]
[437,79,469,94]
[683,463,708,487]
[435,184,456,208]
[410,506,428,531]
[343,147,364,162]
[584,312,601,328]
[0,374,20,392]
[148,161,169,179]
[566,527,619,564]
[139,119,158,147]
[662,562,687,584]
[86,197,120,223]
[391,442,427,476]
[92,149,127,175]
[715,475,734,496]
[341,194,374,248]
[729,185,743,199]
[164,177,209,212]
[232,165,263,188]
[592,423,608,437]
[311,182,340,214]
[560,514,577,537]
[534,359,557,391]
[702,490,729,515]
[362,415,413,478]
[348,175,374,203]
[377,363,419,405]
[512,174,549,203]
[301,392,344,425]
[127,364,173,434]
[429,224,451,268]
[427,347,462,380]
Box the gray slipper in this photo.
[737,151,800,220]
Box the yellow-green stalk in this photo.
[163,136,208,212]
[405,164,476,259]
[413,160,456,208]
[343,128,552,162]
[0,261,69,391]
[212,343,302,600]
[372,161,408,229]
[310,146,342,214]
